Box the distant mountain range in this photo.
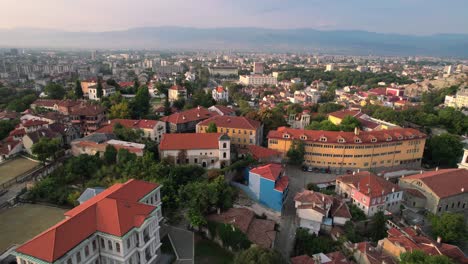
[1,27,468,57]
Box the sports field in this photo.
[0,204,67,253]
[0,157,39,185]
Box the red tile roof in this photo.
[250,163,283,181]
[291,251,351,264]
[337,171,400,198]
[103,119,158,130]
[402,168,468,198]
[70,103,106,116]
[275,176,289,192]
[294,190,333,205]
[331,198,352,219]
[118,81,134,88]
[160,106,218,124]
[159,133,225,150]
[355,242,396,264]
[215,86,225,93]
[328,109,364,120]
[246,145,281,160]
[386,227,468,263]
[206,208,276,248]
[198,115,261,130]
[169,85,186,91]
[16,179,159,263]
[22,119,49,128]
[268,127,425,145]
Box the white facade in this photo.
[239,75,277,86]
[88,86,116,100]
[212,87,229,102]
[15,187,163,264]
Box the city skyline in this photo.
[1,0,468,35]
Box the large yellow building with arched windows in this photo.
[268,127,426,173]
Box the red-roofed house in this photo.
[379,226,468,264]
[353,242,396,264]
[291,251,352,264]
[399,168,468,215]
[243,145,282,163]
[206,208,277,248]
[14,179,163,264]
[97,119,166,142]
[212,86,229,102]
[247,164,289,212]
[196,115,263,147]
[168,85,187,102]
[159,133,231,169]
[336,171,403,216]
[294,190,351,234]
[160,106,218,133]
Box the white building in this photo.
[88,84,116,100]
[159,133,231,169]
[325,64,335,72]
[239,74,277,86]
[212,86,229,102]
[14,179,163,264]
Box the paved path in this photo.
[164,225,194,264]
[274,165,341,259]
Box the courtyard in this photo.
[0,157,39,186]
[0,204,67,253]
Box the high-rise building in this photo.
[325,64,335,72]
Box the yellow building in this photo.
[196,116,263,148]
[268,127,425,173]
[328,109,399,131]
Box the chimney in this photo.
[197,113,200,117]
[462,187,465,192]
[108,120,111,124]
[7,144,11,152]
[197,105,200,110]
[436,167,439,171]
[354,127,360,135]
[437,236,442,244]
[353,171,356,175]
[392,187,395,192]
[368,187,371,194]
[420,170,423,174]
[182,115,186,120]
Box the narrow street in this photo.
[275,165,341,259]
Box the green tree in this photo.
[318,103,344,114]
[103,145,117,165]
[306,120,340,131]
[369,211,387,242]
[339,116,361,132]
[0,119,19,140]
[400,250,454,264]
[429,212,467,244]
[425,133,463,168]
[113,123,143,142]
[172,98,186,110]
[96,80,103,99]
[287,140,305,165]
[290,82,304,92]
[234,246,285,264]
[74,80,84,99]
[44,82,66,99]
[293,228,339,256]
[206,122,218,133]
[131,86,150,118]
[32,137,61,163]
[109,101,131,119]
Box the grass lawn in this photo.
[0,204,67,253]
[195,236,234,264]
[0,157,39,185]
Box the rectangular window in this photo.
[127,239,131,249]
[116,242,121,253]
[76,252,81,263]
[108,240,113,251]
[85,245,89,257]
[93,240,97,251]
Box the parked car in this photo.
[307,166,313,172]
[302,165,307,171]
[313,167,319,172]
[320,168,326,173]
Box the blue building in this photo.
[247,163,289,212]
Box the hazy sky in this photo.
[1,0,467,35]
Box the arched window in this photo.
[371,138,377,143]
[223,142,227,148]
[116,243,121,253]
[319,137,327,142]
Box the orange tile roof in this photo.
[160,106,218,124]
[169,85,186,91]
[209,105,236,115]
[386,227,468,263]
[337,171,399,198]
[16,180,159,262]
[328,109,364,120]
[101,119,159,130]
[402,168,468,198]
[198,115,261,130]
[250,163,283,181]
[159,133,225,150]
[268,127,425,145]
[21,119,49,127]
[246,145,281,160]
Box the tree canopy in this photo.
[32,137,61,163]
[206,122,218,133]
[74,80,84,99]
[429,212,467,244]
[400,250,454,264]
[425,133,463,168]
[44,82,66,99]
[234,246,285,264]
[287,140,305,165]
